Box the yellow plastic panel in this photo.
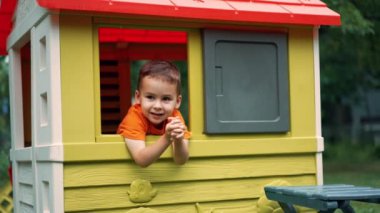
[89,200,257,213]
[64,154,316,187]
[64,175,315,212]
[63,137,317,162]
[187,30,204,139]
[60,15,95,143]
[288,27,316,137]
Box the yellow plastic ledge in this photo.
[64,137,319,162]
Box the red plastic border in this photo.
[0,0,341,55]
[36,0,340,26]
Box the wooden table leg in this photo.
[339,200,355,213]
[319,210,336,213]
[278,202,297,213]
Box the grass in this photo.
[323,142,380,213]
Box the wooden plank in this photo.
[265,185,380,211]
[270,185,380,200]
[64,154,316,187]
[64,175,315,212]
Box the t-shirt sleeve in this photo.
[117,107,147,140]
[173,110,192,139]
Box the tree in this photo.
[320,0,380,143]
[0,56,11,187]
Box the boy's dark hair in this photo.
[137,60,182,94]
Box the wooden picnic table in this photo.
[264,184,380,213]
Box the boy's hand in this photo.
[166,117,186,143]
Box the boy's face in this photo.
[135,77,182,125]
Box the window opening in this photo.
[98,28,189,134]
[40,92,48,127]
[21,42,32,147]
[39,36,47,71]
[42,181,51,212]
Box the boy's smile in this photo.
[135,77,182,125]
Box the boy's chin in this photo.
[148,117,166,126]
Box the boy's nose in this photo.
[153,100,162,109]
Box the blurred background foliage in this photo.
[0,56,10,188]
[321,0,380,148]
[321,2,380,211]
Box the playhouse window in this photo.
[203,29,290,134]
[20,42,32,147]
[98,28,189,134]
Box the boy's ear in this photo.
[134,90,141,104]
[175,95,182,109]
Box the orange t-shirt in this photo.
[117,104,191,140]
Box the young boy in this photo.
[117,60,191,167]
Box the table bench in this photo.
[264,184,380,213]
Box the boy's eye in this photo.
[162,97,172,102]
[146,95,154,100]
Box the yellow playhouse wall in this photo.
[60,14,318,212]
[60,16,95,143]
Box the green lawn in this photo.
[323,161,380,213]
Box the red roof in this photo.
[36,0,340,26]
[0,0,16,55]
[0,0,340,55]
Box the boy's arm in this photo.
[166,117,189,165]
[172,139,189,165]
[125,135,171,168]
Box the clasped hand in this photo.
[165,117,186,144]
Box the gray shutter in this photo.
[203,29,290,134]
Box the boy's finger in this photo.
[172,126,184,132]
[175,132,184,139]
[169,123,184,131]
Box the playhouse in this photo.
[2,0,340,212]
